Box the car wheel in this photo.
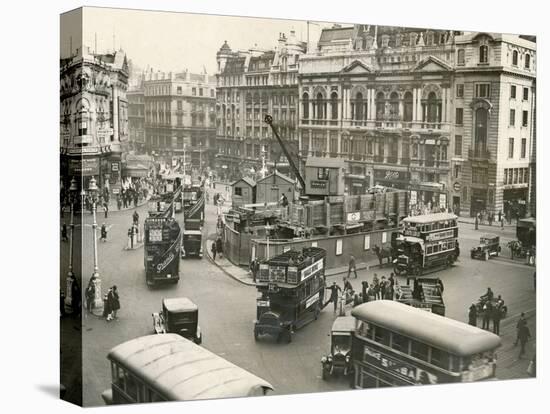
[471,252,475,259]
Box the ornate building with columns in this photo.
[60,46,129,197]
[298,25,536,217]
[215,32,306,182]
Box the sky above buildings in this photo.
[60,7,332,74]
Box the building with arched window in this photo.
[296,25,535,217]
[215,32,306,182]
[60,46,129,201]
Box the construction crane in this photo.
[264,114,306,192]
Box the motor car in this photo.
[152,297,202,344]
[471,234,501,260]
[321,316,355,380]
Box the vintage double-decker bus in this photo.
[254,247,326,343]
[144,190,182,286]
[393,212,459,276]
[350,301,501,388]
[183,180,205,225]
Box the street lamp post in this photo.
[88,176,104,314]
[65,177,79,313]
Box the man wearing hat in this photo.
[326,282,342,314]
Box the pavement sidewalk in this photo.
[205,232,385,286]
[457,215,517,229]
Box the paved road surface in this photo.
[60,198,535,406]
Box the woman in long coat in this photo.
[109,285,121,320]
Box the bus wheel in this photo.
[314,306,320,320]
[286,330,292,343]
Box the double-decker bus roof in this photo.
[403,212,458,225]
[351,301,501,356]
[108,334,273,400]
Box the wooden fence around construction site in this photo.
[248,227,398,270]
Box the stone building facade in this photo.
[128,80,145,153]
[60,47,129,197]
[297,25,536,217]
[215,32,306,182]
[143,70,217,171]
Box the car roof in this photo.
[480,233,499,239]
[332,316,355,333]
[163,297,198,313]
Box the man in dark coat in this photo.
[468,304,477,326]
[347,255,358,279]
[482,302,492,330]
[70,275,81,316]
[326,282,342,314]
[133,211,139,225]
[492,303,502,335]
[361,281,369,304]
[216,237,223,258]
[514,313,527,346]
[518,323,531,358]
[61,223,68,242]
[211,241,217,260]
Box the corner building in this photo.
[60,47,129,196]
[143,71,217,171]
[299,25,535,216]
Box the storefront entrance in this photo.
[470,188,487,217]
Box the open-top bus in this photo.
[254,247,326,343]
[350,300,501,388]
[393,212,459,276]
[101,334,273,405]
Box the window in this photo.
[455,108,463,125]
[192,87,196,96]
[510,85,516,99]
[177,86,182,95]
[472,167,488,184]
[302,93,309,119]
[454,164,461,178]
[512,50,518,66]
[177,100,182,110]
[457,49,465,65]
[509,109,515,126]
[456,84,464,98]
[317,167,329,180]
[521,138,527,158]
[475,84,490,98]
[479,45,488,63]
[331,92,338,120]
[374,326,390,346]
[508,138,514,158]
[210,89,215,97]
[522,110,529,127]
[177,114,183,127]
[525,54,531,69]
[234,187,243,196]
[364,235,370,250]
[199,88,203,96]
[430,348,451,370]
[336,239,343,256]
[454,135,462,156]
[391,333,409,353]
[411,341,429,362]
[403,92,413,122]
[523,87,529,101]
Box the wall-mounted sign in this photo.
[111,162,119,172]
[310,180,327,189]
[374,169,410,182]
[453,182,461,192]
[68,158,99,176]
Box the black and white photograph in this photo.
[56,4,541,408]
[0,3,510,414]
